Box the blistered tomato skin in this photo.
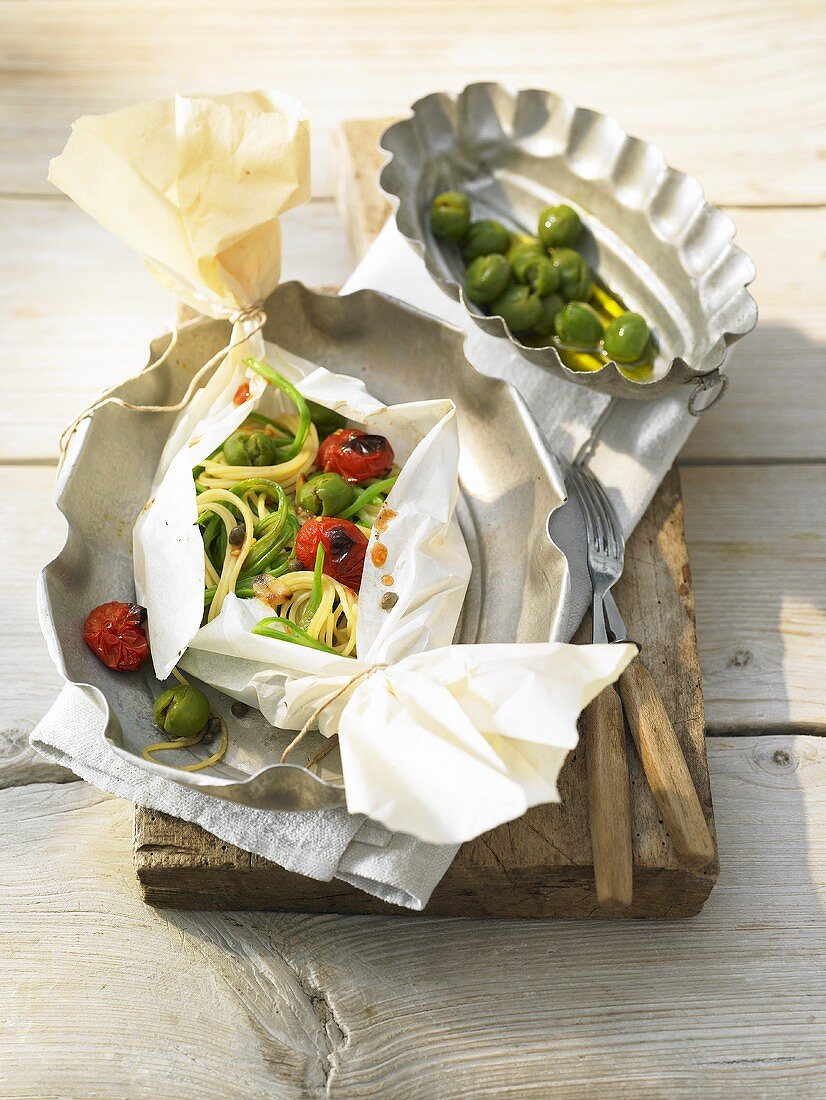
[83,601,150,671]
[317,429,394,484]
[294,518,369,591]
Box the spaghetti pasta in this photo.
[194,357,399,657]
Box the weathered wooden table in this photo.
[2,2,825,1096]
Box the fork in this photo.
[567,464,634,910]
[569,464,716,906]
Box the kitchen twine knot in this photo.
[57,302,268,474]
[279,664,390,768]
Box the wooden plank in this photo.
[683,206,826,463]
[683,464,826,731]
[2,1,825,205]
[0,470,66,734]
[2,199,825,463]
[4,734,826,1097]
[0,783,333,1098]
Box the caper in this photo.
[462,219,510,262]
[380,591,399,610]
[603,312,651,364]
[554,302,605,349]
[153,685,211,739]
[202,715,222,745]
[223,429,279,468]
[489,284,544,332]
[550,248,591,301]
[538,204,582,247]
[533,293,565,337]
[463,254,511,305]
[430,190,471,242]
[286,558,303,572]
[296,472,356,517]
[228,524,246,547]
[512,251,560,297]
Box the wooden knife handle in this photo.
[617,660,715,870]
[583,686,633,911]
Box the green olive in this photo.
[296,472,356,517]
[603,312,651,363]
[505,234,543,264]
[430,191,471,241]
[533,293,565,337]
[462,219,510,262]
[307,400,347,438]
[512,252,560,297]
[490,284,544,332]
[550,248,591,301]
[223,429,279,467]
[554,302,605,349]
[153,685,211,738]
[463,254,511,304]
[538,204,582,247]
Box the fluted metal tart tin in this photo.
[379,82,758,404]
[39,283,570,811]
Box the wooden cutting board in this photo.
[133,119,718,918]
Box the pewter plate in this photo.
[380,82,758,403]
[39,283,568,812]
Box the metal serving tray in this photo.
[379,82,757,404]
[39,283,568,811]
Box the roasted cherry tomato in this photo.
[83,601,150,671]
[317,428,394,484]
[233,382,251,406]
[294,518,368,592]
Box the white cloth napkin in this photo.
[32,684,457,909]
[33,223,705,910]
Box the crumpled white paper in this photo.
[277,642,636,844]
[135,339,472,684]
[48,90,313,471]
[48,90,310,319]
[137,341,636,844]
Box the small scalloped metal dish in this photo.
[379,82,758,406]
[38,282,569,812]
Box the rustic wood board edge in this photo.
[133,120,718,918]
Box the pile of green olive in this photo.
[429,190,653,374]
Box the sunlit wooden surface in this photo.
[1,2,825,1096]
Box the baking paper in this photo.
[48,91,310,318]
[135,340,471,680]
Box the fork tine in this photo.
[569,466,613,644]
[570,466,608,554]
[577,466,623,566]
[590,478,619,559]
[568,467,595,545]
